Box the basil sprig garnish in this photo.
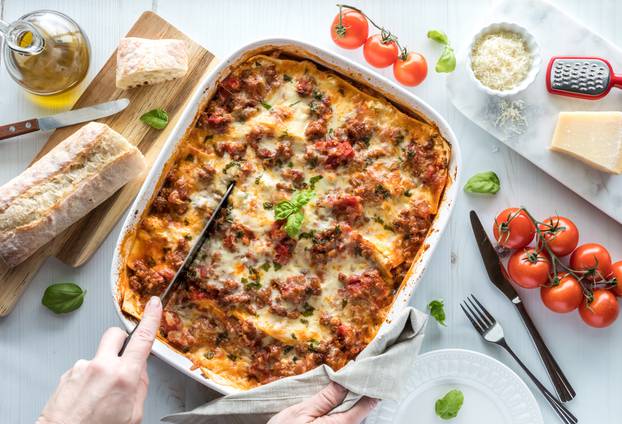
[427,30,456,73]
[42,283,86,314]
[274,188,315,238]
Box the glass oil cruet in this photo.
[0,10,91,108]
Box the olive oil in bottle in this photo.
[1,10,90,108]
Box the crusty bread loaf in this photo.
[116,37,188,90]
[0,122,146,268]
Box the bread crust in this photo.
[116,37,188,90]
[0,122,145,267]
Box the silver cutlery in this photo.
[461,295,578,424]
[470,210,576,402]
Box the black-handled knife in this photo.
[118,182,236,356]
[469,210,576,402]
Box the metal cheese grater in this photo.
[546,56,622,99]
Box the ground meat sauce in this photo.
[121,54,450,389]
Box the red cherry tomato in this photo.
[569,243,612,281]
[508,248,551,289]
[540,274,583,313]
[493,208,535,249]
[363,34,399,68]
[579,289,619,328]
[537,216,579,257]
[609,261,622,297]
[393,52,428,87]
[330,9,369,49]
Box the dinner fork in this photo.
[460,295,578,424]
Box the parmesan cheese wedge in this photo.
[550,112,622,174]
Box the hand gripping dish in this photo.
[111,39,461,394]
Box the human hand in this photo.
[37,296,163,424]
[268,382,378,424]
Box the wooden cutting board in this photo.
[0,11,217,316]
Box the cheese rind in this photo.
[550,111,622,174]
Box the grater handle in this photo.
[611,74,622,88]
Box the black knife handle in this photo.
[514,299,576,402]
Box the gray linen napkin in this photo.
[163,307,427,424]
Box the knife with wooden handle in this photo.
[0,98,130,141]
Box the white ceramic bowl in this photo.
[110,38,462,395]
[467,22,541,97]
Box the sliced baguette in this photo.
[0,122,146,268]
[116,37,188,90]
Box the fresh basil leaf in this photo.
[291,189,314,209]
[284,210,304,237]
[140,108,169,129]
[435,389,464,420]
[427,29,449,45]
[427,299,447,326]
[261,100,272,110]
[274,201,297,220]
[427,30,456,73]
[436,46,456,73]
[42,283,86,314]
[463,171,500,195]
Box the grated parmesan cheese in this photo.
[471,30,532,91]
[495,99,527,135]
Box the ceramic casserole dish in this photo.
[111,38,461,395]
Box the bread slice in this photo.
[116,37,188,90]
[0,122,146,268]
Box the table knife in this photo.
[0,98,130,141]
[469,210,576,402]
[118,182,236,356]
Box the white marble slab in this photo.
[447,0,622,223]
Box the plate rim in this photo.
[368,348,544,424]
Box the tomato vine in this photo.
[336,4,409,57]
[505,207,616,304]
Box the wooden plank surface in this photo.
[0,10,216,316]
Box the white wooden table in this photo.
[1,1,621,423]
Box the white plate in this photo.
[367,349,543,424]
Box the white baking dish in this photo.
[111,38,461,396]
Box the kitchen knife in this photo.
[118,181,236,356]
[469,210,576,402]
[0,98,130,141]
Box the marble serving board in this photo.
[447,0,622,223]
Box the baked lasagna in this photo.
[119,54,451,389]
